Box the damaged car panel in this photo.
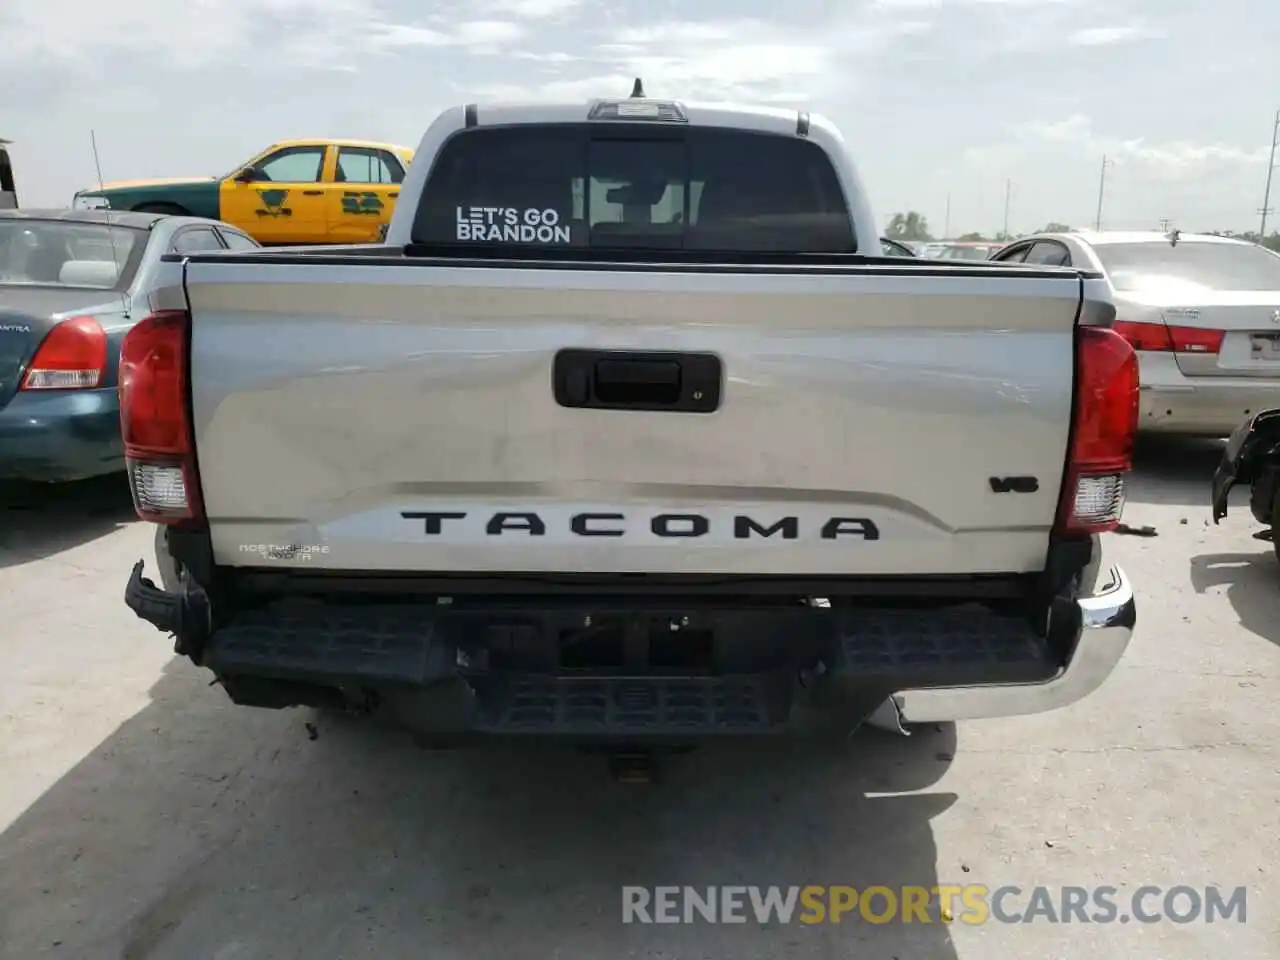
[1211,407,1280,534]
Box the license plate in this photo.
[1249,333,1280,358]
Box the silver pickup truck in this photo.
[122,89,1138,746]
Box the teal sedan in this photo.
[0,208,259,482]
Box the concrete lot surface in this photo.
[1,437,1277,959]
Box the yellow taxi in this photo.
[72,138,414,245]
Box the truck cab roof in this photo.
[385,94,878,254]
[458,98,827,137]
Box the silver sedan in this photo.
[992,230,1280,437]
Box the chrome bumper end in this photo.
[869,564,1135,729]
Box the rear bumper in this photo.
[124,558,1136,739]
[882,564,1134,725]
[1138,376,1280,437]
[0,388,123,482]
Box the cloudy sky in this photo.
[2,0,1277,237]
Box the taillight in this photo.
[20,315,107,389]
[1112,319,1223,354]
[118,309,205,526]
[1169,325,1224,354]
[1055,326,1139,535]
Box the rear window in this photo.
[1094,241,1280,292]
[412,124,854,253]
[0,220,142,289]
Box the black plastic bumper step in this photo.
[472,675,790,736]
[203,607,450,684]
[839,604,1051,681]
[196,601,1054,698]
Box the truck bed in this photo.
[178,250,1095,579]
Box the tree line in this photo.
[884,211,1280,252]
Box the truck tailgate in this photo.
[183,259,1083,577]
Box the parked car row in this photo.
[6,153,1280,488]
[3,133,418,484]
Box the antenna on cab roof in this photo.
[630,77,646,98]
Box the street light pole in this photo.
[1094,154,1112,231]
[1260,109,1279,238]
[1002,179,1011,238]
[945,192,951,240]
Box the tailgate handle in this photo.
[595,359,680,403]
[553,349,721,413]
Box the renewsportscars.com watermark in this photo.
[622,885,1248,926]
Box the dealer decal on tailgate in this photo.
[402,511,881,541]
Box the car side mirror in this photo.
[234,166,260,183]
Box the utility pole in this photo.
[944,192,951,240]
[1260,108,1279,238]
[1094,154,1113,231]
[1002,179,1012,238]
